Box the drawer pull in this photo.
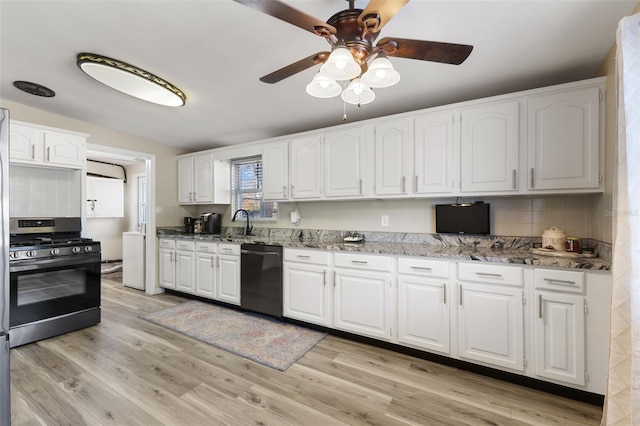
[222,248,233,252]
[476,272,502,278]
[351,260,368,265]
[411,266,432,271]
[539,294,543,319]
[443,283,447,304]
[543,278,576,285]
[459,286,463,306]
[296,255,311,259]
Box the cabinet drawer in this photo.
[535,268,584,293]
[458,262,523,287]
[334,252,392,272]
[218,243,240,256]
[196,242,217,253]
[175,240,195,251]
[398,257,449,278]
[284,248,330,265]
[159,239,176,249]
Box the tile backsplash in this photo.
[10,165,82,218]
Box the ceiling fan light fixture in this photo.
[320,45,361,81]
[76,53,186,107]
[361,54,400,88]
[306,73,342,98]
[341,78,375,105]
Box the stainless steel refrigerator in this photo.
[0,108,10,425]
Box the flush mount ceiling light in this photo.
[76,53,186,107]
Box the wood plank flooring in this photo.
[10,279,604,425]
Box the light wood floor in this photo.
[10,279,603,426]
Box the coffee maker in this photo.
[183,216,196,234]
[201,212,222,234]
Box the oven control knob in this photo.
[9,252,18,259]
[85,246,93,253]
[50,248,60,256]
[72,246,81,254]
[26,250,35,257]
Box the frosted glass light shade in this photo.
[320,46,361,81]
[361,55,400,88]
[341,78,375,105]
[77,53,186,107]
[306,73,341,98]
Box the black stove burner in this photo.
[10,234,93,248]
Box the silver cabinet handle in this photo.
[283,185,288,197]
[31,144,35,159]
[401,176,406,193]
[411,266,432,271]
[296,255,310,259]
[415,175,418,191]
[351,260,368,265]
[459,286,463,306]
[538,294,543,319]
[359,179,363,194]
[443,283,447,304]
[291,185,296,196]
[46,147,50,161]
[211,257,214,268]
[323,270,326,286]
[512,169,517,190]
[543,278,576,285]
[530,168,535,189]
[222,248,233,252]
[200,246,209,251]
[170,252,173,262]
[217,257,220,268]
[476,272,502,278]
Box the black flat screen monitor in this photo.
[435,202,490,235]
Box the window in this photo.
[231,156,277,220]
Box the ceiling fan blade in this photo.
[233,0,336,36]
[378,37,473,65]
[260,52,330,84]
[358,0,409,33]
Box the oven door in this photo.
[9,253,101,328]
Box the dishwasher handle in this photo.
[241,249,281,256]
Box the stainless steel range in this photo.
[9,217,101,347]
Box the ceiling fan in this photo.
[233,0,474,88]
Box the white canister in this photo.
[542,227,567,251]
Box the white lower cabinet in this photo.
[283,249,332,327]
[159,239,176,289]
[333,253,395,342]
[195,242,217,299]
[457,263,525,371]
[397,257,451,354]
[216,243,240,305]
[175,241,196,294]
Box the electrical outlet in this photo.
[381,215,389,227]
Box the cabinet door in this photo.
[461,102,519,192]
[177,157,194,204]
[283,263,331,327]
[290,135,323,199]
[175,250,195,293]
[159,249,175,289]
[458,283,524,371]
[9,123,43,164]
[193,153,214,203]
[43,131,86,168]
[527,87,600,190]
[195,252,216,299]
[374,119,411,196]
[262,141,289,201]
[334,269,393,341]
[414,111,455,194]
[398,276,450,354]
[217,255,240,305]
[324,126,366,197]
[534,292,585,385]
[88,177,124,218]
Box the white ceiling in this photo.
[0,1,636,152]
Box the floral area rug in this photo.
[141,301,326,371]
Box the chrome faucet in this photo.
[231,209,253,236]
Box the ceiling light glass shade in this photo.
[306,73,341,98]
[341,78,375,105]
[361,54,401,88]
[76,53,186,107]
[320,46,361,81]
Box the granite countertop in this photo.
[157,230,611,271]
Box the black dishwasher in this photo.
[240,243,283,318]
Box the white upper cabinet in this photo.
[374,119,411,196]
[460,101,520,193]
[262,140,289,201]
[177,153,230,205]
[527,86,601,191]
[289,135,323,199]
[414,111,456,194]
[324,126,366,198]
[10,121,86,169]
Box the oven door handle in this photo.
[10,254,100,273]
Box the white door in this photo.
[460,101,519,193]
[262,141,289,201]
[289,135,323,199]
[284,263,331,326]
[414,111,455,194]
[374,119,411,196]
[43,131,86,168]
[91,178,124,218]
[457,283,524,371]
[193,153,214,203]
[177,157,194,203]
[159,249,175,289]
[398,276,450,354]
[527,86,600,190]
[534,291,586,385]
[175,250,195,293]
[9,123,42,164]
[195,252,216,299]
[217,255,240,305]
[324,126,366,197]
